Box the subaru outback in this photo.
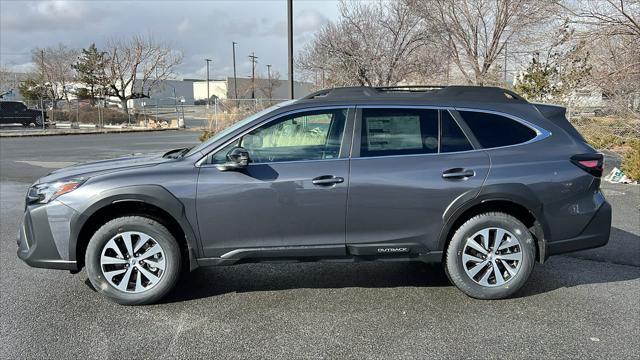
[17,86,611,305]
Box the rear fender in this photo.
[437,183,548,260]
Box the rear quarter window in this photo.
[459,111,537,148]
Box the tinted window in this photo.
[361,108,438,157]
[2,102,16,111]
[460,111,536,148]
[228,108,347,163]
[441,111,473,152]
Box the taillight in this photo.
[571,154,604,177]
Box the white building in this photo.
[192,77,314,101]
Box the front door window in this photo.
[240,109,347,163]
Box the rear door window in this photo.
[360,108,438,157]
[459,111,536,148]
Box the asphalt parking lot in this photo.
[0,131,638,359]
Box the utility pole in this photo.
[205,58,212,108]
[40,49,47,129]
[232,41,238,103]
[248,52,258,99]
[287,0,294,99]
[266,64,272,100]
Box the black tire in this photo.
[85,216,182,305]
[445,212,536,300]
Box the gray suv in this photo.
[17,86,611,305]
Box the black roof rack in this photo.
[301,85,527,103]
[376,85,445,92]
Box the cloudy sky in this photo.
[0,0,341,80]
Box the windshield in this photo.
[185,100,296,157]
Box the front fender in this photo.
[66,185,201,267]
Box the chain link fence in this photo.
[194,98,289,138]
[7,98,288,132]
[15,98,191,130]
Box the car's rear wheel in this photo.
[445,212,536,299]
[26,115,43,128]
[85,216,181,305]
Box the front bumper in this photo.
[546,200,612,256]
[17,200,79,271]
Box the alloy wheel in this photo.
[100,231,166,293]
[462,227,523,287]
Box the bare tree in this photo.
[406,0,560,86]
[298,0,445,87]
[564,0,640,115]
[565,0,640,37]
[262,70,282,100]
[103,36,182,113]
[30,44,78,105]
[0,65,20,98]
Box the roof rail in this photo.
[375,85,445,92]
[301,86,379,100]
[301,85,527,103]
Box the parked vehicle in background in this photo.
[17,86,611,305]
[0,100,49,127]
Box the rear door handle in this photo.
[442,168,475,180]
[312,175,344,186]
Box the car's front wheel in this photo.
[85,216,182,305]
[445,212,536,299]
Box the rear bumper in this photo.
[17,201,78,271]
[546,201,612,256]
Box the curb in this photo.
[0,127,184,138]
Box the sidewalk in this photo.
[0,126,184,137]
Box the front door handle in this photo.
[442,168,475,180]
[312,175,344,186]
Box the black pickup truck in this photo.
[0,101,49,127]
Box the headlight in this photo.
[27,178,86,204]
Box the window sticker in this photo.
[366,116,422,151]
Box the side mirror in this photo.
[216,147,250,171]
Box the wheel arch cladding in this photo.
[71,185,200,271]
[439,186,548,263]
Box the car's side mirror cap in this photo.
[216,147,250,171]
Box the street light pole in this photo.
[287,0,294,99]
[266,64,272,103]
[205,58,212,108]
[232,41,238,103]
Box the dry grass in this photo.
[571,116,640,180]
[199,113,247,142]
